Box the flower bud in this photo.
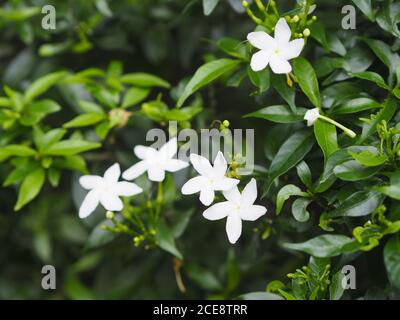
[106,211,114,219]
[303,28,310,37]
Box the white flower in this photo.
[304,108,320,126]
[202,178,267,244]
[79,163,142,219]
[181,151,239,206]
[122,137,189,182]
[247,18,304,74]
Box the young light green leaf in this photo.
[24,71,66,103]
[348,150,387,167]
[63,113,106,128]
[43,140,101,156]
[120,73,170,88]
[14,167,45,211]
[121,87,150,108]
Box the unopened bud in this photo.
[106,211,114,219]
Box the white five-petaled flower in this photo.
[181,151,239,206]
[122,137,189,182]
[202,178,267,244]
[304,108,320,126]
[247,18,305,74]
[79,163,142,219]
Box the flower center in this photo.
[273,48,281,56]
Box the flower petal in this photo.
[223,186,241,203]
[274,18,291,43]
[190,153,213,177]
[147,165,166,182]
[203,201,233,220]
[99,193,123,212]
[304,108,320,127]
[226,214,242,244]
[269,56,292,74]
[247,31,275,50]
[114,181,143,196]
[79,190,100,218]
[282,38,304,60]
[159,137,178,160]
[241,178,257,205]
[214,177,240,191]
[122,160,148,180]
[134,145,156,160]
[240,205,267,221]
[104,163,121,184]
[250,50,271,72]
[199,187,215,206]
[164,159,189,172]
[181,176,207,195]
[212,151,227,176]
[79,175,104,190]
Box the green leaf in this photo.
[157,219,183,260]
[384,235,400,290]
[247,66,270,93]
[363,38,400,73]
[296,161,312,189]
[203,0,220,16]
[292,198,311,222]
[326,190,382,218]
[245,105,306,123]
[78,100,105,114]
[185,264,222,291]
[265,130,314,194]
[27,99,61,114]
[333,97,381,114]
[43,140,101,156]
[121,87,150,108]
[330,271,345,300]
[0,145,37,158]
[334,160,382,181]
[120,73,170,88]
[276,184,309,214]
[293,57,321,108]
[217,37,246,59]
[348,150,387,166]
[357,97,397,144]
[14,167,45,211]
[314,119,339,162]
[33,128,66,152]
[282,235,354,258]
[85,219,118,250]
[23,71,66,104]
[177,58,240,107]
[352,0,375,21]
[238,292,284,300]
[63,113,106,128]
[271,74,296,112]
[350,71,389,89]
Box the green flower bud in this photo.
[106,211,114,219]
[303,28,311,37]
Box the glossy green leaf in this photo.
[14,167,45,211]
[245,105,306,123]
[314,119,339,162]
[177,58,240,107]
[293,57,321,108]
[276,184,309,214]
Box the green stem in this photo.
[318,115,356,138]
[302,0,311,26]
[155,182,163,222]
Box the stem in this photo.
[318,115,356,138]
[155,182,163,222]
[302,0,311,26]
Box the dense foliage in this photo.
[0,0,400,300]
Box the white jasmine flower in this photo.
[181,151,239,206]
[79,163,142,219]
[202,178,267,244]
[304,108,320,126]
[122,137,189,182]
[247,18,304,74]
